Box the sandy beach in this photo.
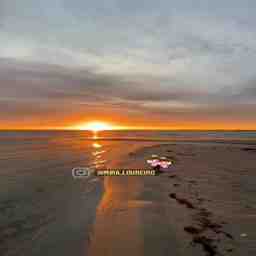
[0,132,256,256]
[88,142,256,256]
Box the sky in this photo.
[1,0,256,129]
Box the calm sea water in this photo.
[1,130,256,141]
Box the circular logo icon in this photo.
[72,167,92,178]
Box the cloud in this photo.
[1,0,256,128]
[0,58,211,105]
[1,58,255,125]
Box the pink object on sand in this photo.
[147,158,172,169]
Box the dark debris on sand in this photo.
[192,236,218,256]
[185,207,234,256]
[166,155,235,256]
[184,226,202,235]
[242,147,256,152]
[169,193,196,209]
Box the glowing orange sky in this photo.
[0,101,256,131]
[1,116,256,130]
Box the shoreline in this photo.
[88,141,256,256]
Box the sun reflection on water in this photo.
[91,141,106,168]
[93,133,98,139]
[93,142,102,149]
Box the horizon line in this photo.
[1,128,256,132]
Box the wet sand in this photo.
[0,134,153,256]
[88,142,256,256]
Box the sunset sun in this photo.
[77,122,114,131]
